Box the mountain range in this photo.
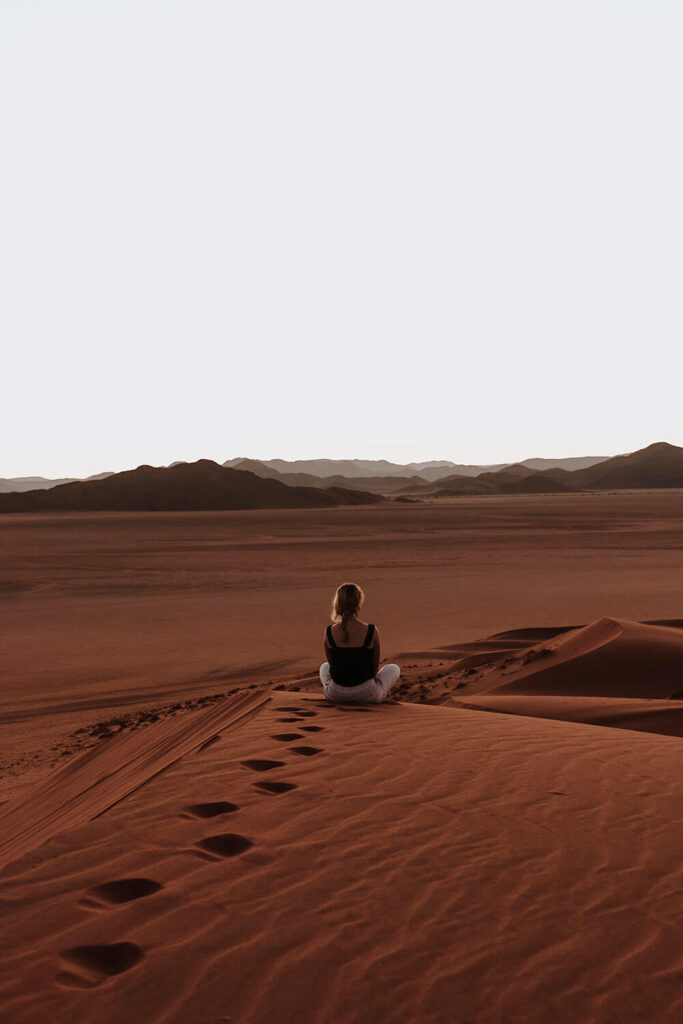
[222,453,608,481]
[224,444,683,497]
[0,461,382,513]
[0,471,113,493]
[1,443,682,512]
[0,453,612,496]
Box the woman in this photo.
[320,582,401,704]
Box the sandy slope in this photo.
[0,693,681,1024]
[450,695,683,737]
[466,618,683,699]
[0,691,269,872]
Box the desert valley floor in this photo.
[1,493,682,1023]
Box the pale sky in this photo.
[2,1,682,479]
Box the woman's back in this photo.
[325,621,376,687]
[329,617,371,647]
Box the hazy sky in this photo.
[2,1,682,478]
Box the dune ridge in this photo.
[462,617,683,699]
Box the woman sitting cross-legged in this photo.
[320,582,401,704]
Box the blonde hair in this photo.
[331,582,364,641]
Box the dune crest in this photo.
[464,617,683,699]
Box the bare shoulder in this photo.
[371,624,381,645]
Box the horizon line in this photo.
[4,440,680,482]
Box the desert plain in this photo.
[1,491,682,1023]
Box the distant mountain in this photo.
[431,443,683,496]
[225,459,426,494]
[433,468,571,497]
[570,442,683,490]
[318,473,428,494]
[223,457,423,479]
[519,455,610,473]
[433,477,497,497]
[0,472,113,494]
[7,445,679,506]
[223,454,613,482]
[0,476,74,493]
[224,456,518,481]
[221,458,285,481]
[411,463,510,481]
[0,461,382,513]
[429,464,533,492]
[404,460,458,471]
[414,456,610,481]
[478,464,536,482]
[500,474,573,494]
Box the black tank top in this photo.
[326,623,376,687]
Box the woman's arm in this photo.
[372,627,381,676]
[323,630,332,664]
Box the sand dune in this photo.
[384,617,683,744]
[462,618,683,700]
[0,693,681,1024]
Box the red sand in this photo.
[1,494,683,1022]
[458,617,683,699]
[0,694,681,1024]
[3,492,683,776]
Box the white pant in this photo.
[319,662,401,704]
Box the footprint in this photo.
[84,878,162,907]
[196,833,253,858]
[300,725,324,733]
[289,746,322,757]
[278,707,317,718]
[277,717,301,723]
[184,801,239,818]
[240,759,285,772]
[269,733,303,742]
[57,943,143,988]
[253,781,298,795]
